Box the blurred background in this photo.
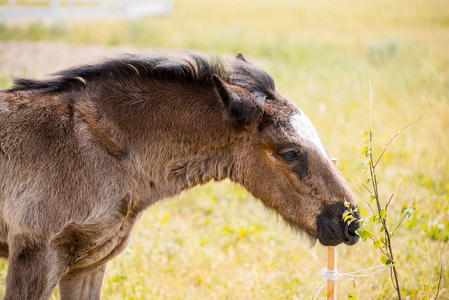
[0,0,448,298]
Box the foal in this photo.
[0,52,359,299]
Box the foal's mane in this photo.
[9,53,275,95]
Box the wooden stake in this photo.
[327,246,337,300]
[327,158,339,300]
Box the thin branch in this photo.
[352,280,359,299]
[368,233,389,247]
[354,175,377,215]
[356,175,373,194]
[340,169,376,215]
[390,267,397,290]
[369,79,373,133]
[363,201,377,216]
[384,220,401,298]
[373,117,423,169]
[340,169,367,201]
[386,171,407,209]
[378,246,390,258]
[392,214,408,235]
[434,255,444,299]
[392,200,415,235]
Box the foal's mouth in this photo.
[316,202,361,246]
[317,221,360,246]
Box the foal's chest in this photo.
[55,209,143,274]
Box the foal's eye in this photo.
[281,151,297,161]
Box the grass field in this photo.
[0,0,448,298]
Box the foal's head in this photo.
[214,53,360,246]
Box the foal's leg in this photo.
[4,234,65,300]
[58,263,108,300]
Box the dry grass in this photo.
[0,0,448,298]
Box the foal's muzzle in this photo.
[316,202,361,246]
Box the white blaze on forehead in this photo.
[289,111,330,159]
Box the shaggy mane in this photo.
[8,53,275,95]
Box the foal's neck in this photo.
[93,82,236,207]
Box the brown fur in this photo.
[0,52,359,299]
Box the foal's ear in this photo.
[236,52,248,63]
[212,74,233,107]
[212,74,257,124]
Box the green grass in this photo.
[0,0,448,298]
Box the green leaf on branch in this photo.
[358,219,368,230]
[360,161,370,174]
[370,214,381,224]
[362,145,368,153]
[381,209,387,219]
[373,238,381,248]
[362,146,371,157]
[381,255,393,266]
[344,215,353,222]
[356,227,371,241]
[361,131,369,138]
[401,205,416,218]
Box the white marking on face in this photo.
[289,111,330,159]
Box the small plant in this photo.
[345,81,444,299]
